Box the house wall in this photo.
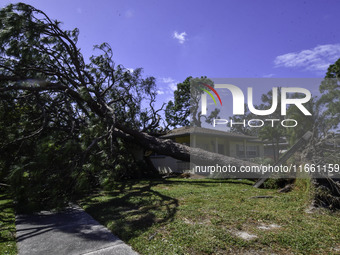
[195,135,216,152]
[150,156,178,174]
[194,135,233,155]
[229,140,264,159]
[150,156,191,173]
[229,140,239,158]
[175,136,190,145]
[194,135,264,159]
[174,134,264,159]
[151,133,264,175]
[218,138,230,155]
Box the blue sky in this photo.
[2,0,340,110]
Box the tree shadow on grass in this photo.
[0,203,15,224]
[163,178,255,187]
[81,180,178,241]
[13,178,254,250]
[80,178,254,242]
[0,194,16,244]
[0,194,15,224]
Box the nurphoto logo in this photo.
[194,79,314,128]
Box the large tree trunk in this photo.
[115,124,260,178]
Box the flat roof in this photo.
[162,126,262,142]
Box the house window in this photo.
[247,145,258,157]
[237,144,258,157]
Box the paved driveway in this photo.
[15,205,138,255]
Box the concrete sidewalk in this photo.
[15,205,138,255]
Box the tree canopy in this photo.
[0,3,170,208]
[165,76,220,128]
[0,3,253,209]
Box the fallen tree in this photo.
[0,3,259,208]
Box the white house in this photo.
[150,126,264,173]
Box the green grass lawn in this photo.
[79,178,340,255]
[0,192,17,255]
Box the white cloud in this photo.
[274,44,340,72]
[126,68,134,73]
[169,82,177,91]
[157,77,178,95]
[160,77,177,91]
[160,77,175,83]
[173,31,187,44]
